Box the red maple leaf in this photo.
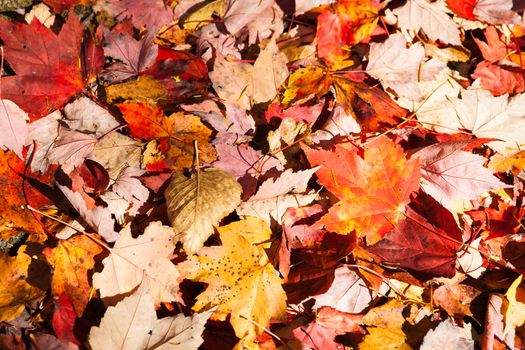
[0,14,97,116]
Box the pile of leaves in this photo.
[2,0,525,348]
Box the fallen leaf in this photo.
[313,265,377,314]
[367,207,460,277]
[44,235,103,316]
[63,96,120,137]
[433,284,480,317]
[472,61,525,96]
[420,318,475,350]
[0,100,29,158]
[0,14,86,116]
[89,282,212,350]
[413,141,511,204]
[0,248,46,321]
[237,168,319,224]
[394,0,461,45]
[92,221,179,304]
[165,168,242,254]
[178,222,287,340]
[503,274,525,335]
[304,136,420,243]
[316,0,382,69]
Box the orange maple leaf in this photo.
[304,136,420,244]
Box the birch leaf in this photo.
[165,168,242,254]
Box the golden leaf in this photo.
[165,168,242,254]
[178,219,287,340]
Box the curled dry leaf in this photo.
[165,168,242,254]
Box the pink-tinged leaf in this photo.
[27,111,61,173]
[313,266,378,314]
[102,28,158,82]
[265,101,323,125]
[94,0,175,30]
[0,100,29,159]
[292,318,351,350]
[367,207,460,278]
[473,26,507,62]
[279,205,326,279]
[47,129,98,174]
[412,141,511,205]
[316,306,365,334]
[472,61,525,96]
[237,168,319,224]
[473,0,520,24]
[52,294,79,345]
[112,166,149,205]
[223,0,282,45]
[183,100,255,143]
[63,97,120,137]
[213,142,283,178]
[31,333,79,350]
[57,182,117,242]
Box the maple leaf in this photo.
[446,0,519,24]
[223,0,284,45]
[209,40,288,110]
[504,274,525,336]
[92,221,180,304]
[433,284,480,317]
[63,96,120,137]
[0,150,56,236]
[471,61,525,95]
[413,141,511,204]
[0,14,89,116]
[421,318,475,349]
[89,282,212,350]
[237,168,319,224]
[359,299,411,350]
[367,207,460,277]
[26,111,61,173]
[44,235,103,317]
[178,219,287,340]
[366,33,446,100]
[394,0,461,45]
[102,26,158,82]
[316,0,382,69]
[313,265,379,314]
[94,0,176,30]
[304,136,420,243]
[118,103,216,170]
[467,197,525,239]
[0,247,46,321]
[0,100,29,159]
[448,87,525,155]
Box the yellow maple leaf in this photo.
[178,218,286,340]
[44,235,103,316]
[0,247,47,321]
[504,274,525,336]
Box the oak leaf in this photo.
[304,136,420,243]
[165,168,242,254]
[178,219,287,340]
[92,221,179,304]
